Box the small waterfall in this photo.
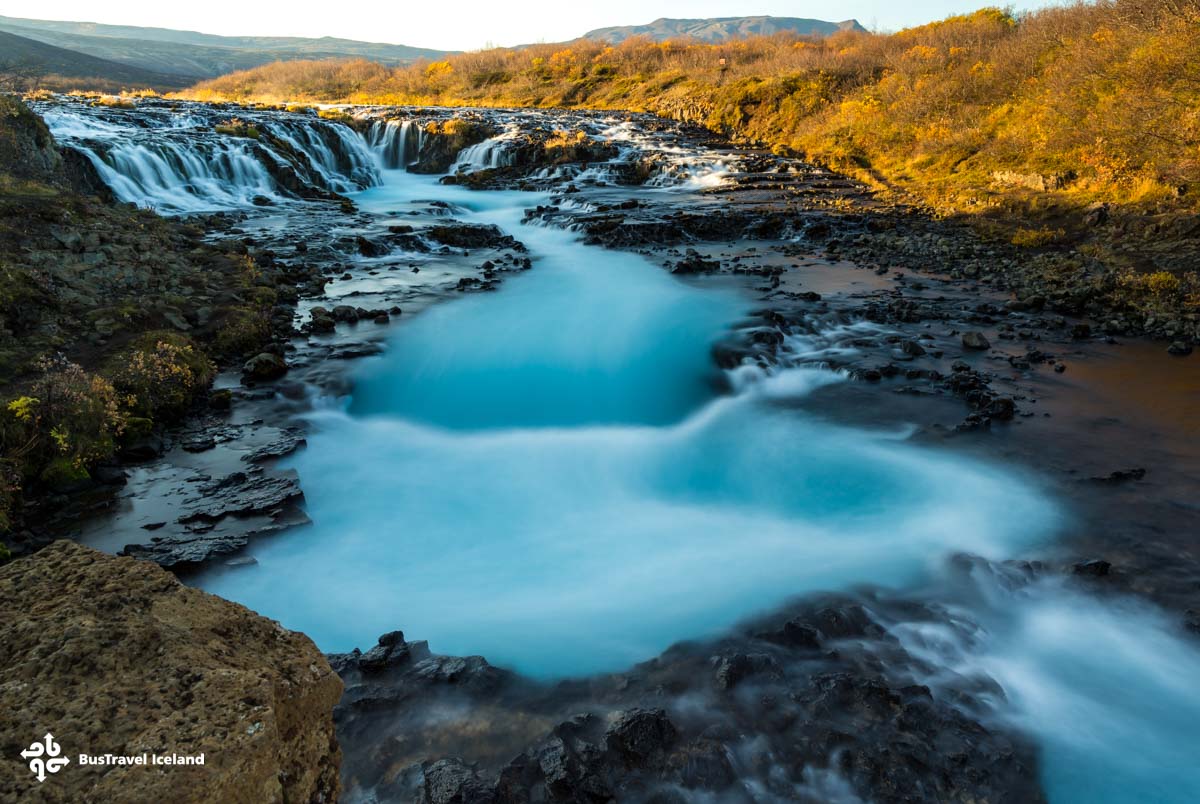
[73,139,281,213]
[37,99,383,214]
[270,120,380,193]
[366,119,425,170]
[450,130,520,174]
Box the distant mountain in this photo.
[583,16,866,44]
[0,30,195,90]
[0,15,449,79]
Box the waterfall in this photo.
[450,130,520,174]
[366,119,425,170]
[37,100,383,214]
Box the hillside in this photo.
[186,1,1200,283]
[0,15,447,78]
[0,30,196,90]
[583,15,866,43]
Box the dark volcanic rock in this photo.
[242,351,288,381]
[962,331,991,350]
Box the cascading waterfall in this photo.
[450,129,521,174]
[366,119,425,170]
[75,139,281,212]
[268,119,381,192]
[38,100,382,213]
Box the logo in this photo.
[21,733,69,783]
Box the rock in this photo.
[181,470,305,523]
[1070,323,1092,339]
[208,388,233,411]
[0,542,342,802]
[1089,467,1146,483]
[331,305,360,323]
[987,397,1016,421]
[712,652,781,690]
[421,758,495,804]
[1073,559,1112,577]
[961,331,991,350]
[242,352,288,381]
[182,435,217,453]
[605,709,678,767]
[671,249,720,275]
[900,340,927,357]
[1083,202,1110,227]
[1167,341,1193,356]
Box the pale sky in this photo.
[1,1,1060,50]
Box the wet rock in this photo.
[671,249,720,275]
[961,331,991,350]
[605,709,678,767]
[243,429,307,463]
[987,397,1017,421]
[242,352,288,381]
[1167,341,1193,356]
[712,652,782,690]
[425,223,516,249]
[1089,467,1146,483]
[208,388,233,410]
[421,758,496,804]
[331,304,360,323]
[1073,559,1112,577]
[182,435,217,453]
[181,470,305,523]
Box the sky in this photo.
[0,1,1060,51]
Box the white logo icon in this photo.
[21,733,69,782]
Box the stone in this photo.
[1167,341,1193,356]
[242,352,288,381]
[605,709,678,766]
[961,331,991,350]
[0,542,342,802]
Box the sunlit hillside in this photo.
[187,0,1200,242]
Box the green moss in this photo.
[39,457,90,489]
[212,306,272,359]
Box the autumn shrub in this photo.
[214,118,261,138]
[1011,226,1067,247]
[1,356,126,488]
[213,307,273,358]
[109,332,216,421]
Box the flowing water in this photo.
[40,99,1200,802]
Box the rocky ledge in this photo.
[0,542,342,803]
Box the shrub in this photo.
[1011,226,1066,247]
[214,118,261,138]
[1,356,126,483]
[109,332,216,421]
[213,307,273,358]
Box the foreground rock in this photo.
[0,542,342,803]
[332,602,1044,803]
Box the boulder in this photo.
[242,352,288,381]
[961,331,991,350]
[0,541,342,802]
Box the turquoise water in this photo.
[897,574,1200,804]
[199,170,1059,675]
